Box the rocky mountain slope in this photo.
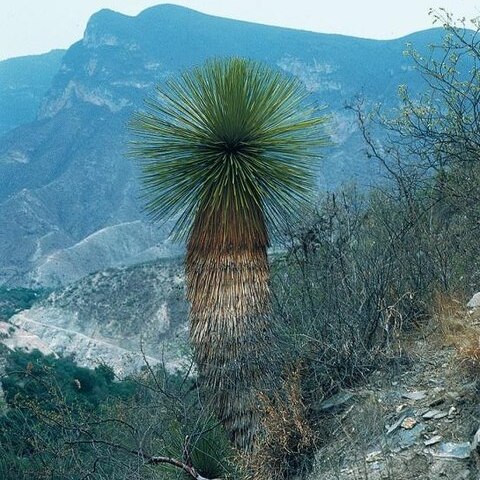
[0,4,444,287]
[309,305,480,480]
[0,50,65,136]
[8,257,189,376]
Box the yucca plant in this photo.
[130,57,328,449]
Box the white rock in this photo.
[467,292,480,309]
[402,390,427,401]
[472,426,480,451]
[424,435,442,446]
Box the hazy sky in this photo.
[1,0,479,61]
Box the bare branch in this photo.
[65,439,222,480]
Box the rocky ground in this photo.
[309,302,480,480]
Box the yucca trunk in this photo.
[186,203,271,449]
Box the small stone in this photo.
[386,410,414,434]
[386,417,404,434]
[422,409,442,419]
[396,404,406,413]
[319,392,353,412]
[429,441,471,459]
[448,406,457,417]
[463,381,477,392]
[433,411,448,420]
[402,391,427,401]
[401,417,417,429]
[424,435,442,446]
[417,407,431,416]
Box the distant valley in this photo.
[4,258,188,375]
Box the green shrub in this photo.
[0,287,49,320]
[0,349,239,479]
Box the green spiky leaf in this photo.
[130,57,329,241]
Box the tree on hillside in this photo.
[349,9,480,294]
[358,9,480,204]
[130,57,328,449]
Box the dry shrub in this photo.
[241,363,316,480]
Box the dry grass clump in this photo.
[430,293,480,373]
[458,337,480,372]
[240,363,316,480]
[431,294,471,342]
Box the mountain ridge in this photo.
[0,4,446,287]
[94,4,445,42]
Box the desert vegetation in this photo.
[2,9,480,480]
